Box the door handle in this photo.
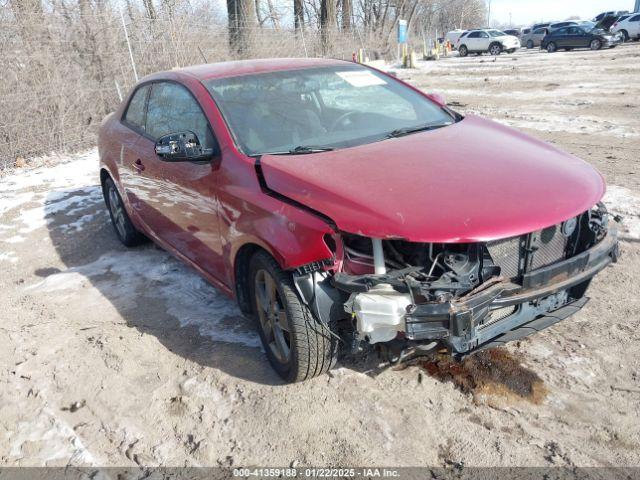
[132,159,145,172]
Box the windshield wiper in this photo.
[260,145,335,155]
[386,123,451,138]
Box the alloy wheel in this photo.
[489,44,502,55]
[547,42,556,53]
[590,39,601,50]
[254,269,291,364]
[108,185,127,239]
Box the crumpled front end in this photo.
[295,203,619,362]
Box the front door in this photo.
[141,81,226,281]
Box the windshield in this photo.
[204,65,456,156]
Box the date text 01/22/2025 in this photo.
[232,468,400,477]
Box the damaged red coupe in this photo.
[98,58,619,382]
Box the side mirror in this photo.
[155,131,213,162]
[426,93,446,107]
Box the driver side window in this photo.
[146,82,216,150]
[479,31,490,38]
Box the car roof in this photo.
[145,58,351,83]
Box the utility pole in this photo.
[635,0,640,12]
[509,12,512,27]
[487,0,491,27]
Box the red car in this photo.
[99,58,619,382]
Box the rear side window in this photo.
[631,15,640,21]
[534,28,546,34]
[467,31,480,38]
[123,85,150,131]
[146,82,215,149]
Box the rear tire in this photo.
[546,42,557,53]
[103,177,146,247]
[249,251,337,383]
[620,30,629,42]
[590,39,602,50]
[458,45,468,57]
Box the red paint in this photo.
[260,114,604,243]
[99,58,606,302]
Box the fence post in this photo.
[120,9,139,82]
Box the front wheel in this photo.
[620,30,629,42]
[546,42,557,53]
[103,177,146,247]
[590,39,602,50]
[526,40,534,49]
[249,251,337,382]
[458,45,468,57]
[489,43,502,55]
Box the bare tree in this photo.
[227,0,257,54]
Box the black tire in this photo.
[103,177,146,247]
[590,39,602,50]
[526,40,534,49]
[507,48,516,54]
[546,42,557,53]
[458,45,468,57]
[489,42,502,55]
[249,251,337,383]
[620,30,629,42]
[564,47,572,51]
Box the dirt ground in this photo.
[1,44,639,468]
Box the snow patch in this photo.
[604,186,640,240]
[0,251,18,263]
[27,250,260,348]
[9,406,96,465]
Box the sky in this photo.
[489,0,636,26]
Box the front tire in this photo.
[620,30,629,42]
[103,177,146,247]
[249,251,337,383]
[546,42,557,53]
[590,39,602,50]
[458,45,468,57]
[526,40,534,49]
[489,43,503,55]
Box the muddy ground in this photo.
[1,44,639,468]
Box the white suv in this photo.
[611,13,640,41]
[457,29,521,57]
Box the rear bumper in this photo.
[403,230,619,355]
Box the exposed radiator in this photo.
[486,224,569,280]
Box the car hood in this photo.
[259,115,605,243]
[595,16,618,31]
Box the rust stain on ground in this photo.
[418,348,548,405]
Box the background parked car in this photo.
[445,29,467,49]
[503,28,522,38]
[457,29,520,56]
[531,22,552,31]
[522,27,549,48]
[611,12,640,41]
[548,21,578,31]
[594,10,628,22]
[541,25,622,52]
